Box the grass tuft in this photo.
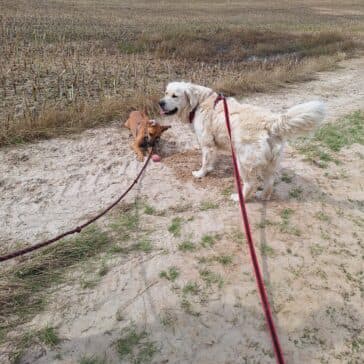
[183,281,200,295]
[289,187,303,200]
[200,234,217,248]
[315,211,331,222]
[279,208,301,236]
[168,217,183,237]
[181,298,200,317]
[199,269,224,288]
[37,326,60,348]
[144,204,156,215]
[294,110,363,167]
[159,266,180,282]
[199,201,219,211]
[315,111,364,151]
[260,243,276,257]
[110,212,139,241]
[178,240,196,252]
[0,226,109,342]
[115,326,157,363]
[215,255,233,266]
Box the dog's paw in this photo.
[230,193,239,202]
[192,169,206,178]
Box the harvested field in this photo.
[0,1,364,364]
[0,0,363,145]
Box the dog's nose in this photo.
[159,100,166,108]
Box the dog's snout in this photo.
[159,100,166,108]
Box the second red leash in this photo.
[214,94,286,364]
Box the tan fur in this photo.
[124,111,170,161]
[160,82,325,201]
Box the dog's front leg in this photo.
[192,146,216,178]
[131,141,144,162]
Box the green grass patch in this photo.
[180,298,200,317]
[281,208,294,220]
[134,238,153,253]
[159,310,175,327]
[294,110,363,167]
[0,226,110,343]
[37,326,60,348]
[199,269,224,288]
[279,208,301,236]
[215,255,233,266]
[260,243,276,257]
[159,267,180,282]
[115,326,158,363]
[178,240,196,252]
[200,234,217,248]
[310,244,324,258]
[8,331,34,364]
[182,281,200,295]
[228,230,246,245]
[315,211,331,222]
[281,172,293,183]
[143,204,156,215]
[168,217,183,237]
[289,187,303,200]
[221,186,234,196]
[257,219,276,229]
[110,211,139,240]
[316,111,364,151]
[199,200,219,211]
[9,326,60,363]
[111,238,153,254]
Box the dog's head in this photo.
[159,82,213,122]
[146,120,171,145]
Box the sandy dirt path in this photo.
[0,56,363,364]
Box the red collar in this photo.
[189,106,198,123]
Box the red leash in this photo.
[0,151,153,263]
[214,94,285,364]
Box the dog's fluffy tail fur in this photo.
[270,101,326,139]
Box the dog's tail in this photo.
[269,101,326,139]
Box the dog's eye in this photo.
[172,94,178,98]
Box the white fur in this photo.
[160,82,326,201]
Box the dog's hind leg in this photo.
[192,145,216,178]
[230,179,256,202]
[230,158,257,202]
[257,174,274,200]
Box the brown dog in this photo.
[124,111,171,161]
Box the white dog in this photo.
[159,82,325,201]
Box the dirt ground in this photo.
[0,56,363,363]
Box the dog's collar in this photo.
[188,106,198,124]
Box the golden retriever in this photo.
[159,82,325,201]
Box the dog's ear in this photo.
[161,125,171,132]
[184,88,199,110]
[141,110,149,120]
[184,90,192,108]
